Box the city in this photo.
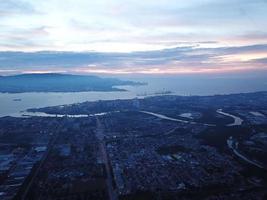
[1,92,267,199]
[1,1,267,199]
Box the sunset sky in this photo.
[0,0,267,75]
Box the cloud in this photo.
[0,0,267,52]
[0,44,266,74]
[251,57,267,64]
[0,0,36,17]
[0,0,266,75]
[0,26,52,52]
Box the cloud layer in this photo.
[0,0,267,74]
[0,44,267,75]
[1,0,267,51]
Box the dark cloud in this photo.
[0,44,266,74]
[251,57,267,64]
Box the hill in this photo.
[0,73,144,93]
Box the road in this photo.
[96,117,118,200]
[21,124,61,200]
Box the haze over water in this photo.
[1,75,266,117]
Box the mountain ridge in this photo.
[0,73,144,93]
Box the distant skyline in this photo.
[0,0,267,75]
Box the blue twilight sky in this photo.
[0,0,267,75]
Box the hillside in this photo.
[0,73,144,93]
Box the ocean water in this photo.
[0,76,266,117]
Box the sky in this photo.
[0,0,267,75]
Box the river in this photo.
[227,136,265,169]
[216,109,243,126]
[140,111,215,126]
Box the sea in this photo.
[1,76,267,117]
